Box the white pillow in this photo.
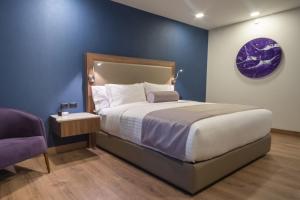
[105,83,146,107]
[91,86,110,113]
[144,82,174,94]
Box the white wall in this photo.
[207,8,300,132]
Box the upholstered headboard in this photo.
[85,53,175,113]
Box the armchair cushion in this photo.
[0,136,47,169]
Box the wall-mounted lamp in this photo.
[172,68,184,85]
[88,62,102,84]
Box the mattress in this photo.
[99,100,272,162]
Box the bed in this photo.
[85,52,272,194]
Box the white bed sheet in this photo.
[100,100,272,162]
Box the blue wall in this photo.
[0,0,208,147]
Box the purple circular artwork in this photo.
[236,38,282,78]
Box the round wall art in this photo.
[236,38,282,78]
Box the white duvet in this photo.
[100,100,272,162]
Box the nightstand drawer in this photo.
[50,113,101,138]
[57,118,100,137]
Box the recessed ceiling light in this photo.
[195,13,205,18]
[254,19,261,25]
[250,11,260,17]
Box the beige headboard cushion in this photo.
[94,62,173,85]
[85,53,175,112]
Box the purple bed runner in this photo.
[141,103,257,161]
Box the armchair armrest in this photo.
[0,108,46,140]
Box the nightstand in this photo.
[50,112,100,148]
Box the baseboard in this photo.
[47,141,88,155]
[271,128,300,136]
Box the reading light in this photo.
[250,11,260,17]
[195,13,204,18]
[88,62,102,84]
[96,62,102,67]
[172,68,184,85]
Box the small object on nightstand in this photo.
[49,112,101,148]
[58,103,69,116]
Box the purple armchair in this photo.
[0,108,50,173]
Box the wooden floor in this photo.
[1,132,300,200]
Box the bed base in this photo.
[96,131,271,194]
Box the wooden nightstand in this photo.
[50,112,100,148]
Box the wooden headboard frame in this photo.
[85,52,176,113]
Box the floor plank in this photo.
[1,132,300,200]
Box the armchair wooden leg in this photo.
[43,153,51,173]
[5,165,16,174]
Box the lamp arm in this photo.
[175,71,180,80]
[172,68,184,85]
[175,69,184,80]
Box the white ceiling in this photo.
[112,0,300,29]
